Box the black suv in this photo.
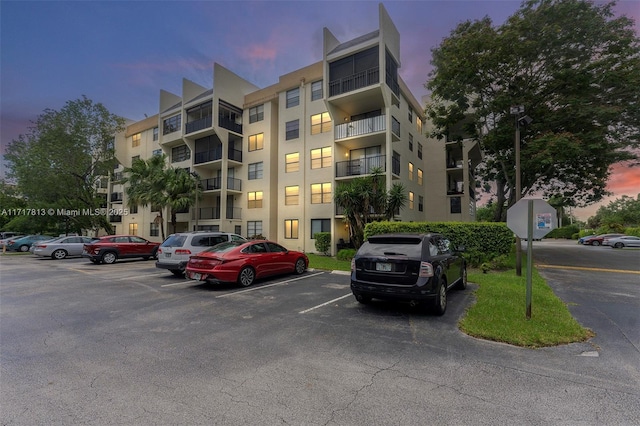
[350,233,466,315]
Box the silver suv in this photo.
[156,232,247,276]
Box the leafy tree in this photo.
[4,96,124,233]
[426,0,640,222]
[0,181,26,230]
[587,194,640,228]
[122,154,198,239]
[334,168,407,249]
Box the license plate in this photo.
[164,253,171,258]
[376,262,392,272]
[190,273,202,281]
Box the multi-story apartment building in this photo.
[109,4,481,254]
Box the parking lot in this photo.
[1,247,639,425]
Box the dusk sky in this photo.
[1,0,639,220]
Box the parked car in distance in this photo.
[582,233,624,246]
[603,235,640,249]
[82,235,160,264]
[0,233,25,247]
[33,236,99,259]
[577,235,597,245]
[185,240,308,287]
[156,231,247,276]
[5,235,54,252]
[350,233,467,315]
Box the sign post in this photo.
[507,198,557,319]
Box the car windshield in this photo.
[202,241,243,254]
[359,236,423,257]
[161,235,187,247]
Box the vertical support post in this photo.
[526,199,533,320]
[515,118,522,276]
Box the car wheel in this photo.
[52,249,67,260]
[432,279,447,316]
[591,240,600,246]
[614,242,624,249]
[354,292,372,304]
[457,266,468,290]
[294,258,306,275]
[101,251,117,264]
[238,267,255,287]
[19,245,30,252]
[170,269,184,276]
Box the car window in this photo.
[267,242,286,253]
[428,241,438,256]
[192,236,211,247]
[130,236,148,243]
[435,238,451,255]
[204,241,242,254]
[161,235,187,247]
[114,236,130,243]
[209,236,227,245]
[249,243,267,253]
[359,236,422,257]
[231,235,246,242]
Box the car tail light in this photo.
[419,261,434,278]
[175,249,192,255]
[36,245,46,248]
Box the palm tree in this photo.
[122,154,170,240]
[334,168,407,249]
[166,169,199,234]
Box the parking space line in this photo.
[161,281,193,287]
[216,272,325,298]
[537,264,640,275]
[299,293,352,314]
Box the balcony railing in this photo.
[335,115,386,140]
[185,116,212,134]
[219,116,242,134]
[195,207,221,220]
[335,155,386,178]
[201,178,221,191]
[194,147,222,164]
[110,193,123,202]
[228,147,242,162]
[226,207,242,220]
[329,67,379,97]
[227,177,242,191]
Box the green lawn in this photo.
[307,253,593,348]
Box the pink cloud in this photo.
[607,162,640,196]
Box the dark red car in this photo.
[82,235,160,264]
[583,233,623,246]
[185,240,308,287]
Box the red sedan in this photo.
[185,240,308,287]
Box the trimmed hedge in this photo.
[364,221,514,267]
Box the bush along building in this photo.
[109,3,481,255]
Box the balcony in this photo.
[110,192,123,202]
[226,207,242,220]
[195,147,222,164]
[185,116,212,134]
[195,207,221,220]
[200,177,242,192]
[329,66,379,97]
[219,116,242,135]
[336,155,386,178]
[335,115,386,140]
[228,147,242,162]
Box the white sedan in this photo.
[603,235,640,249]
[33,236,99,259]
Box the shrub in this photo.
[546,224,579,239]
[337,248,356,261]
[624,227,640,237]
[314,232,331,255]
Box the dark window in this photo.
[286,120,299,140]
[286,88,299,108]
[163,114,181,135]
[311,81,323,101]
[450,197,462,214]
[311,219,331,238]
[171,145,191,163]
[249,104,264,123]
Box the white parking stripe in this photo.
[299,293,352,314]
[216,272,325,298]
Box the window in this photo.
[152,149,162,156]
[249,133,264,151]
[286,88,300,108]
[409,133,413,152]
[248,191,263,209]
[417,117,423,133]
[284,219,299,239]
[450,197,462,214]
[311,112,332,135]
[285,186,299,205]
[153,127,159,141]
[132,133,141,147]
[286,120,299,140]
[311,219,331,238]
[311,80,323,101]
[247,221,263,238]
[310,147,331,169]
[171,145,190,163]
[163,114,181,135]
[129,223,138,235]
[286,153,299,173]
[418,142,423,160]
[130,205,138,214]
[311,183,331,204]
[248,162,263,180]
[408,107,413,123]
[409,191,414,210]
[418,196,424,212]
[417,168,423,185]
[408,162,414,181]
[249,104,264,123]
[150,222,159,237]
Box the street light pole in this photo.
[191,171,199,231]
